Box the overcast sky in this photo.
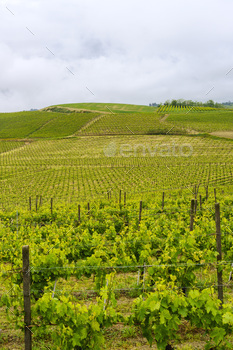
[1,0,233,112]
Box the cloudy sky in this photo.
[1,0,233,112]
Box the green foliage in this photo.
[132,287,233,350]
[132,287,188,349]
[33,273,118,350]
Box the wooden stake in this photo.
[190,199,195,231]
[124,192,126,207]
[214,188,217,203]
[22,245,32,350]
[199,195,202,211]
[29,197,31,211]
[162,192,165,210]
[215,203,223,307]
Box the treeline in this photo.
[150,99,223,108]
[222,101,233,106]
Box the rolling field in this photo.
[0,103,233,349]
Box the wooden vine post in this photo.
[190,199,195,231]
[22,245,32,350]
[162,192,165,210]
[215,203,223,307]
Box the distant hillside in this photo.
[55,102,155,113]
[0,103,233,139]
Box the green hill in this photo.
[55,102,155,113]
[0,103,233,140]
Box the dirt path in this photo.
[210,131,233,139]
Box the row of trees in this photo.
[150,99,223,108]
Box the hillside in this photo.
[0,103,233,139]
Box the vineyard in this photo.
[1,188,233,349]
[157,106,218,113]
[0,135,232,210]
[0,103,233,349]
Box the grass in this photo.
[57,102,156,113]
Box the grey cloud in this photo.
[1,0,233,112]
